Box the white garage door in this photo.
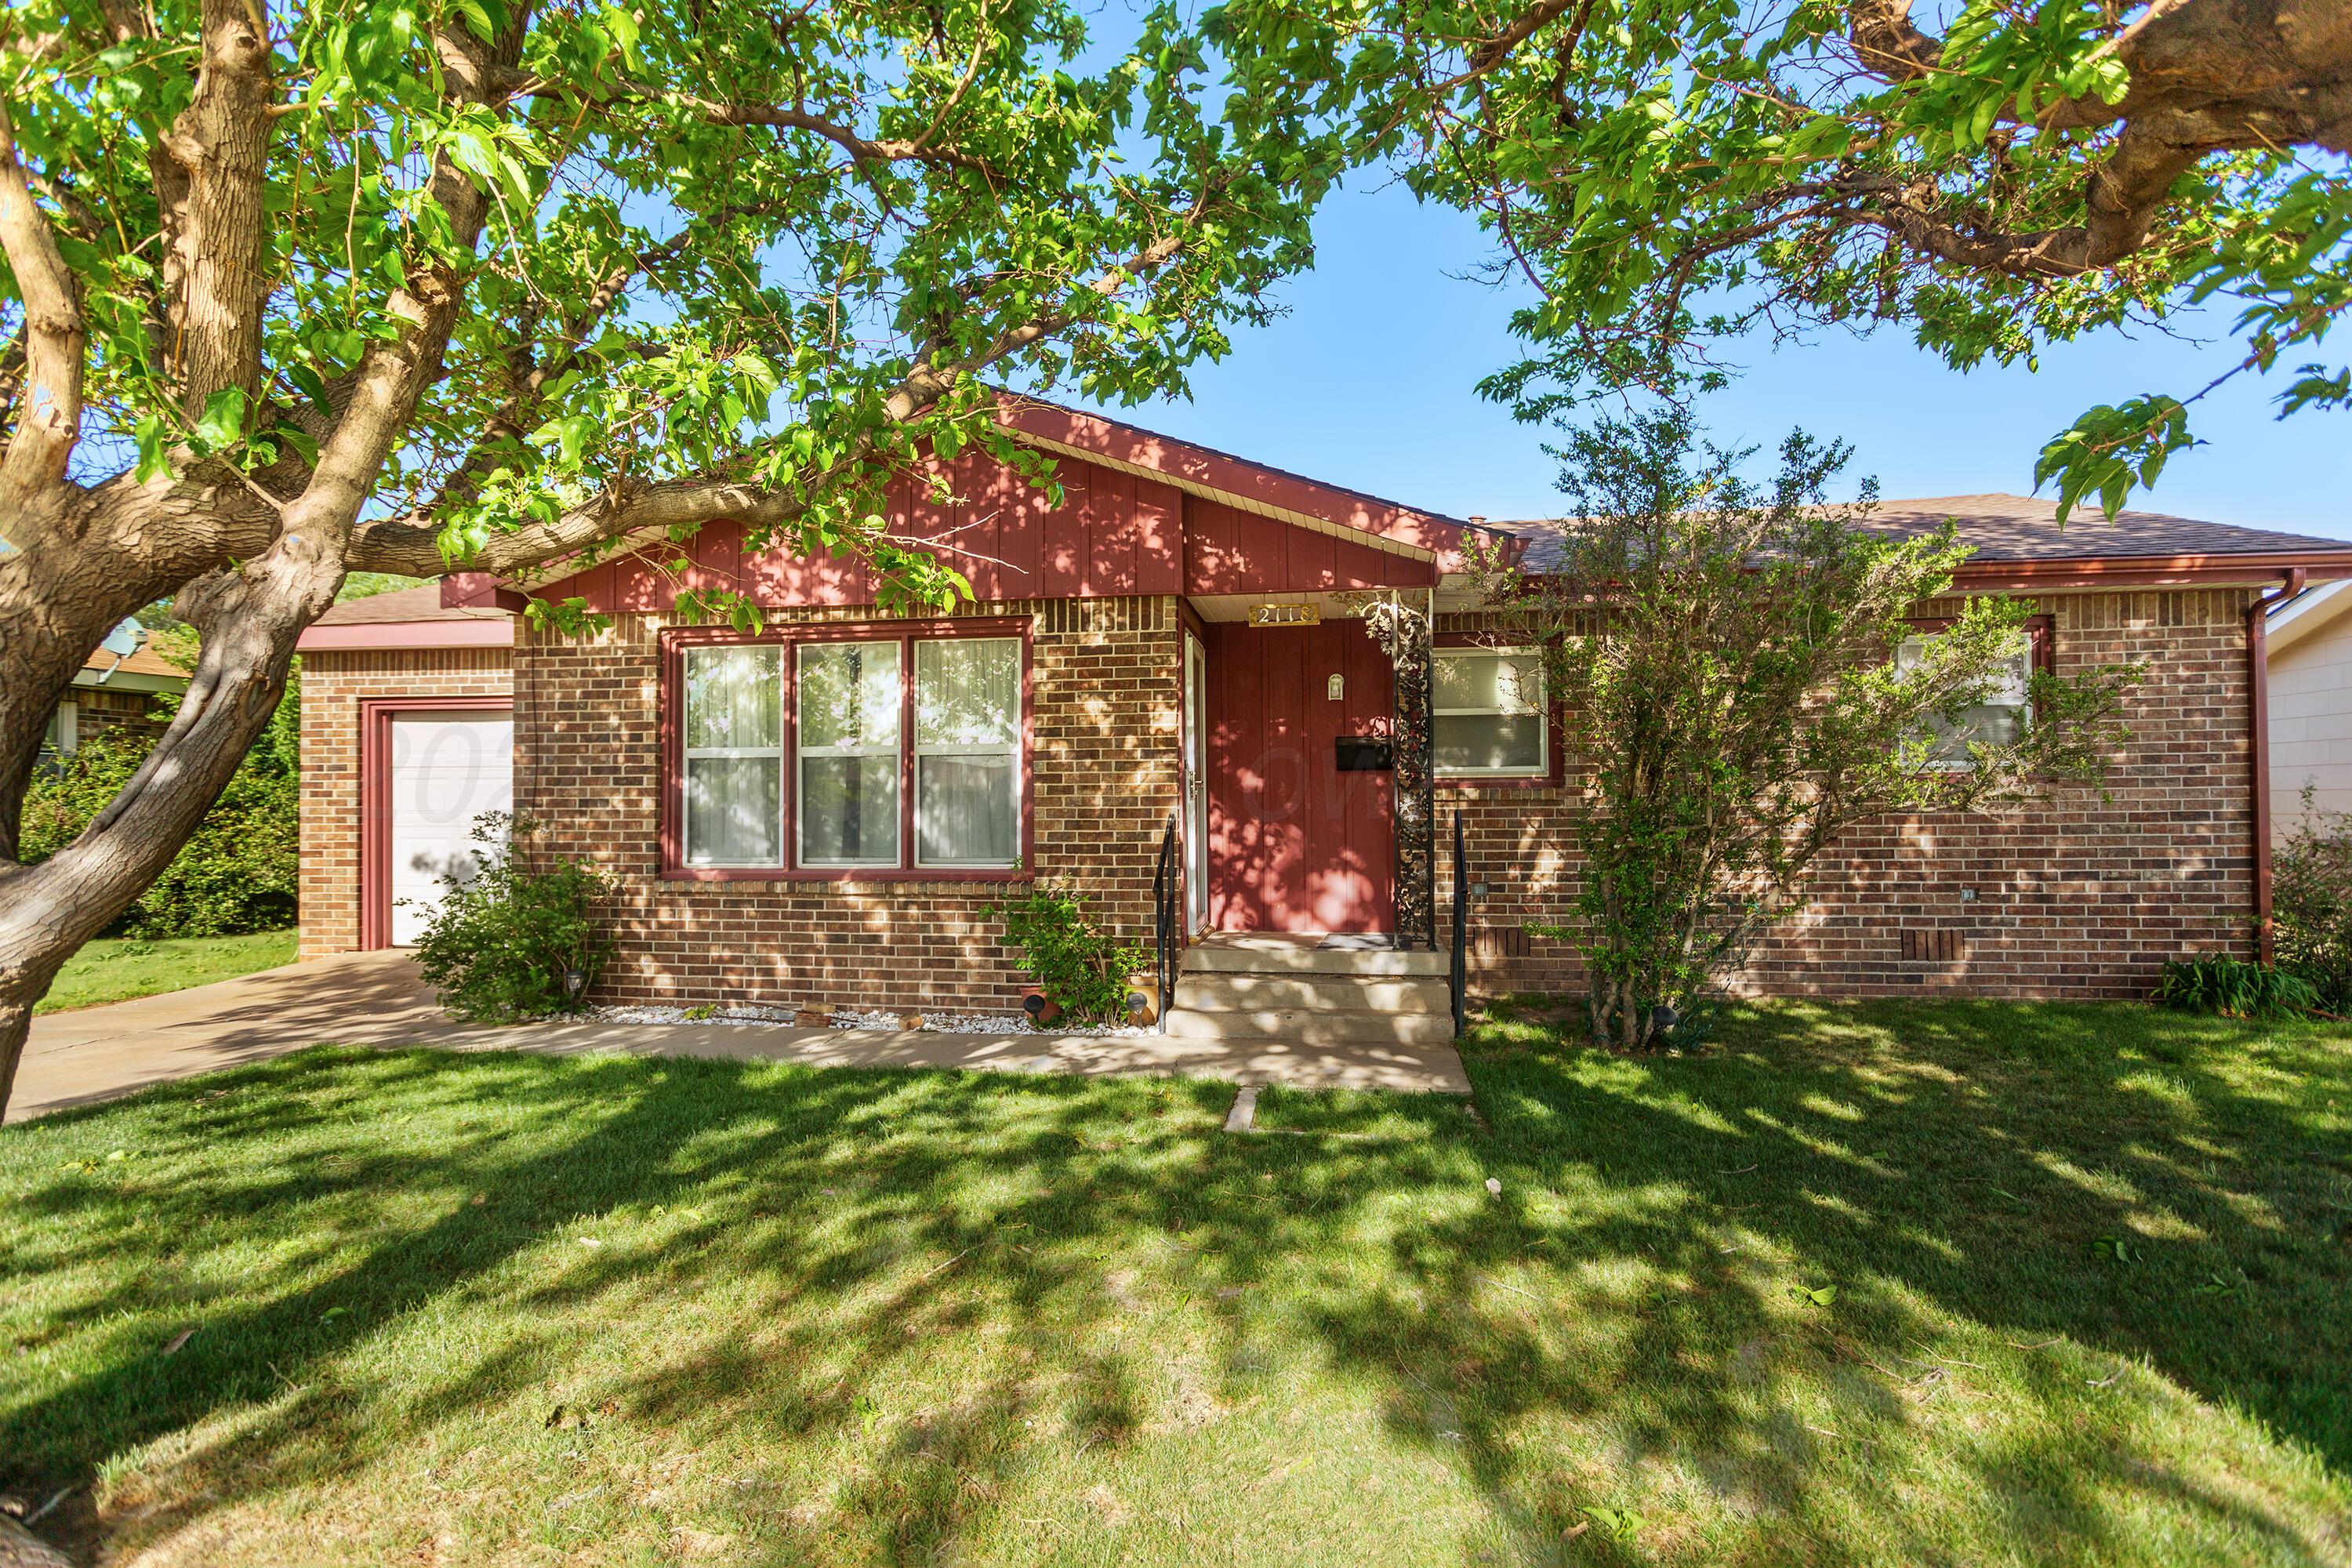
[388,711,514,946]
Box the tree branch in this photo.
[1846,0,1941,81]
[158,0,276,419]
[352,212,1207,579]
[0,100,85,528]
[497,72,1004,180]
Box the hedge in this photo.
[20,681,299,938]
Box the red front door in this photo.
[1205,619,1395,932]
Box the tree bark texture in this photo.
[161,0,277,414]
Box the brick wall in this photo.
[1438,587,2255,1001]
[298,647,514,957]
[514,597,1181,1012]
[67,685,168,746]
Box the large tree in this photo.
[0,0,1327,1112]
[1214,0,2352,514]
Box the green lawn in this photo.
[2,1000,2347,1565]
[34,929,296,1014]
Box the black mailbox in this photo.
[1334,736,1393,772]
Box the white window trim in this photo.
[1434,645,1549,779]
[43,700,78,757]
[912,637,1022,869]
[795,640,904,869]
[681,647,784,868]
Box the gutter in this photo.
[2249,567,2307,964]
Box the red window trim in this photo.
[1432,632,1566,790]
[358,695,515,950]
[657,617,1036,883]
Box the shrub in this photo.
[412,814,613,1023]
[2270,794,2352,1010]
[982,882,1147,1025]
[1467,411,2135,1050]
[2153,956,2317,1018]
[20,690,299,938]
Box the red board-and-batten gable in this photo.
[526,399,1472,614]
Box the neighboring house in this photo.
[42,623,189,764]
[289,402,2352,1020]
[2264,577,2352,839]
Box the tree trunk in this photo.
[160,0,276,414]
[0,545,338,1114]
[0,479,280,861]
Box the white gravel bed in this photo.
[591,1002,1149,1036]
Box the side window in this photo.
[1435,648,1547,778]
[1895,633,2034,765]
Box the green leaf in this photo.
[192,387,249,453]
[133,416,173,485]
[287,363,334,417]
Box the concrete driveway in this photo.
[9,950,1472,1122]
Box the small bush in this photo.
[413,815,613,1023]
[2153,956,2317,1018]
[20,692,299,938]
[2271,794,2352,1009]
[982,881,1148,1025]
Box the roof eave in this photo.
[295,620,516,652]
[1942,552,2352,591]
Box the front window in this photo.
[797,641,903,867]
[1436,647,1547,778]
[1895,633,2033,765]
[677,632,1024,873]
[913,638,1021,866]
[684,646,782,866]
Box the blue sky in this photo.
[1066,176,2350,540]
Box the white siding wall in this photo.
[2270,600,2352,837]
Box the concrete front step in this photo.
[1180,942,1448,978]
[1163,1006,1459,1046]
[1174,973,1451,1014]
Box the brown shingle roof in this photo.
[1492,493,2351,572]
[312,583,510,626]
[78,641,187,681]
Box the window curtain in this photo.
[915,639,1019,865]
[799,641,902,865]
[684,646,782,865]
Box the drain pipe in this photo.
[2249,568,2307,964]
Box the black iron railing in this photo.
[1449,808,1467,1035]
[1152,812,1179,1033]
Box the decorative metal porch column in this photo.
[1359,587,1437,948]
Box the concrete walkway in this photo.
[9,950,1472,1122]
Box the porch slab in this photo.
[9,950,1470,1123]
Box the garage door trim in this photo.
[359,695,515,950]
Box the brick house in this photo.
[293,401,2352,1021]
[41,628,188,766]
